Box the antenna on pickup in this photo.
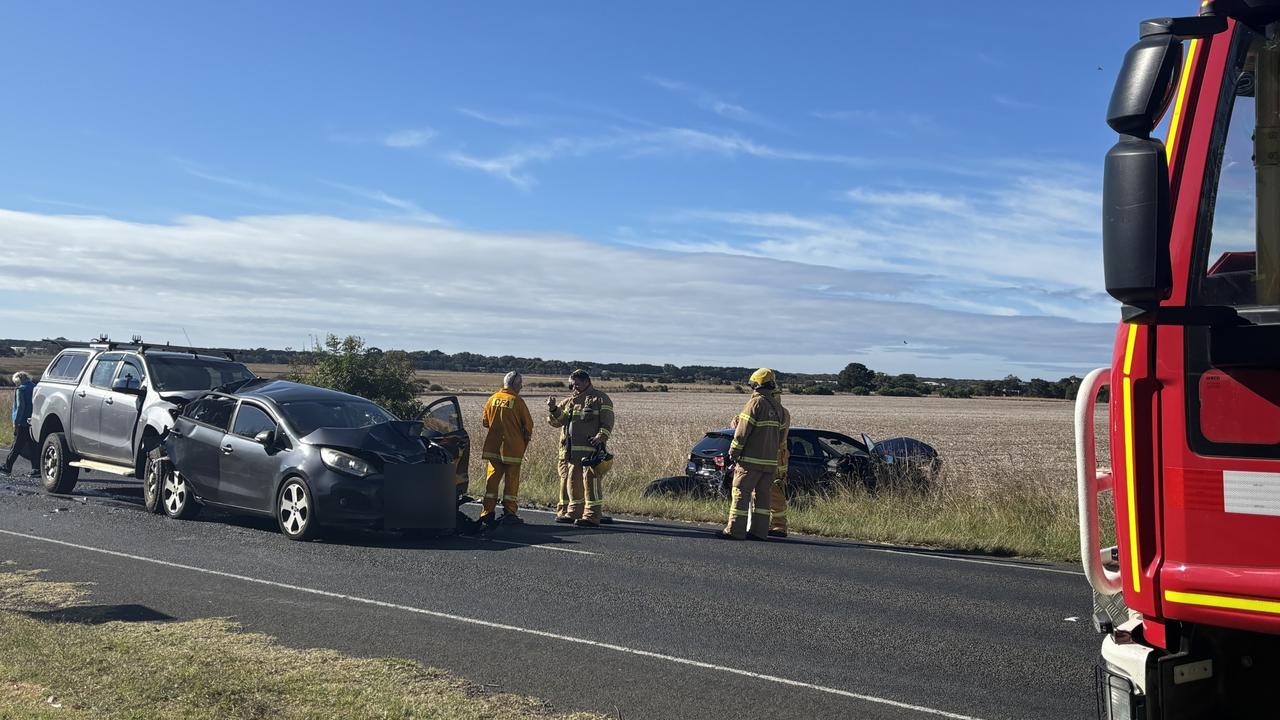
[182,327,193,346]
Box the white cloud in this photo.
[648,170,1111,323]
[384,128,436,148]
[0,209,1113,378]
[446,127,868,188]
[455,107,530,127]
[321,181,450,225]
[644,75,775,129]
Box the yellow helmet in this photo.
[749,368,776,386]
[583,448,614,477]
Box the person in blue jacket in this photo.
[2,372,37,476]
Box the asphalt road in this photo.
[0,456,1101,720]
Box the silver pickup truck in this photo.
[29,341,256,507]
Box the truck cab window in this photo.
[89,355,123,389]
[1199,26,1277,308]
[116,357,145,390]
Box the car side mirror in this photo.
[111,378,142,395]
[254,429,275,447]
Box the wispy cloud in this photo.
[0,208,1113,377]
[321,181,449,225]
[455,107,530,127]
[178,161,297,202]
[812,109,940,135]
[644,75,777,129]
[383,128,436,148]
[993,95,1043,111]
[647,166,1109,323]
[446,127,868,188]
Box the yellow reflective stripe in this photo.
[483,493,499,499]
[1165,38,1200,164]
[771,511,786,518]
[502,494,519,501]
[570,445,596,452]
[598,428,612,437]
[751,508,771,514]
[482,452,501,460]
[586,500,604,507]
[730,440,744,449]
[1165,590,1280,616]
[730,508,749,517]
[754,421,780,428]
[737,412,755,425]
[600,405,613,411]
[1121,323,1141,593]
[739,456,778,467]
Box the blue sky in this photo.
[0,1,1184,378]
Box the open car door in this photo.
[419,396,470,487]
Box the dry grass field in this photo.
[0,356,1108,560]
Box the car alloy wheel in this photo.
[41,444,58,483]
[163,469,194,518]
[278,480,312,539]
[143,456,164,514]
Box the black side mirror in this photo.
[1102,25,1183,310]
[111,377,142,395]
[254,429,275,446]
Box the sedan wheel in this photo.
[162,468,199,519]
[277,479,319,541]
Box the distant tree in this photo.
[999,374,1025,396]
[939,385,973,399]
[850,386,870,396]
[836,362,875,392]
[290,334,424,419]
[1026,378,1062,399]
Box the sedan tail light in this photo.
[714,454,726,468]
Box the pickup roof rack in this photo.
[43,337,237,361]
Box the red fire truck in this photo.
[1078,0,1280,716]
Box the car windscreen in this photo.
[278,399,395,436]
[148,357,255,392]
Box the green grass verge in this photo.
[0,567,603,720]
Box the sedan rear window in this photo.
[279,400,394,436]
[692,433,731,455]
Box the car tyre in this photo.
[40,432,79,495]
[143,449,166,514]
[161,466,200,520]
[277,477,320,541]
[642,475,707,498]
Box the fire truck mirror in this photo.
[1103,136,1172,307]
[1107,33,1182,136]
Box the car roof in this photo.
[223,379,371,405]
[708,426,827,436]
[142,351,239,362]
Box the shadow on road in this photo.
[24,603,174,625]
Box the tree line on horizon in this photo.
[0,336,1085,400]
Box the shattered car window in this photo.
[279,400,395,436]
[149,357,254,391]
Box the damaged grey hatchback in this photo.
[153,379,465,540]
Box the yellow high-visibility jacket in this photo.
[730,390,789,470]
[548,386,614,463]
[482,388,534,465]
[772,388,790,479]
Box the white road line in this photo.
[485,538,596,556]
[465,503,1081,576]
[0,527,986,720]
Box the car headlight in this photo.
[320,448,377,477]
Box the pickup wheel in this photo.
[143,449,166,514]
[40,432,79,495]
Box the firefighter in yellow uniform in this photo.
[547,369,615,527]
[719,368,788,540]
[480,372,534,526]
[769,385,791,539]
